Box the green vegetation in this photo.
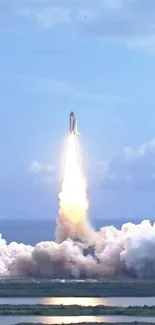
[1,279,155,297]
[1,304,155,316]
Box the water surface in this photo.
[1,296,155,306]
[3,315,155,325]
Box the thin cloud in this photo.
[94,138,155,191]
[30,160,56,174]
[29,160,56,186]
[123,138,155,161]
[14,0,155,51]
[1,1,155,51]
[22,74,126,104]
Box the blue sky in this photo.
[1,0,155,221]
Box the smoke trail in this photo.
[56,134,94,244]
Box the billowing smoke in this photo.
[1,135,155,279]
[0,220,155,278]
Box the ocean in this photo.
[0,217,149,245]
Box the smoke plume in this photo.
[0,135,155,279]
[56,134,94,244]
[0,220,155,278]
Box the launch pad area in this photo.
[0,278,155,297]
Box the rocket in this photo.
[69,111,80,135]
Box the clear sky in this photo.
[1,0,155,221]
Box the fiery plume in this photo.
[56,134,92,243]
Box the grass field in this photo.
[0,279,155,297]
[1,304,155,316]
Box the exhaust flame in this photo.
[59,134,88,222]
[56,134,93,243]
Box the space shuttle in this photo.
[69,111,80,135]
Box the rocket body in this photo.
[69,112,80,135]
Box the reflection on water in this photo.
[3,315,155,325]
[43,296,155,306]
[43,297,103,306]
[1,296,155,306]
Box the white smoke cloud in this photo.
[0,219,155,278]
[6,136,155,279]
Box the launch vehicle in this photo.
[69,112,80,135]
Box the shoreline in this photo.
[1,304,155,316]
[1,280,155,297]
